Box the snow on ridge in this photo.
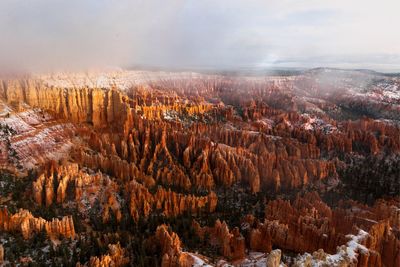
[35,70,296,91]
[341,230,369,260]
[294,229,370,266]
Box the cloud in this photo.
[0,0,399,72]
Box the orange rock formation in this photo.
[0,208,75,240]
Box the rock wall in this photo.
[0,79,133,134]
[0,208,75,240]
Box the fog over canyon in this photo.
[0,1,399,267]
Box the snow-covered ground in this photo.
[0,102,74,172]
[300,114,338,133]
[294,229,370,266]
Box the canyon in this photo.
[0,68,399,266]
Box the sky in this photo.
[0,0,399,72]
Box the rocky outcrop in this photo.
[74,120,337,195]
[127,180,217,222]
[32,161,217,224]
[243,193,400,267]
[193,219,245,260]
[176,124,337,193]
[0,208,75,240]
[140,103,212,121]
[148,224,212,267]
[32,162,122,223]
[77,243,129,267]
[190,194,399,266]
[291,229,383,267]
[155,224,186,267]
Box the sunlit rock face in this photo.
[0,208,75,240]
[0,69,399,266]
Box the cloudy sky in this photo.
[0,0,399,72]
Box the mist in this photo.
[1,0,400,73]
